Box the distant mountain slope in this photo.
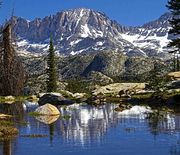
[11,8,172,58]
[121,13,172,57]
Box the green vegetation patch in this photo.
[61,115,71,120]
[0,96,28,103]
[28,112,42,117]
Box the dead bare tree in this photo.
[0,24,26,96]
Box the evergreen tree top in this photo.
[167,0,180,14]
[49,35,54,51]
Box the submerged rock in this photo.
[88,95,107,105]
[35,115,60,124]
[0,114,12,119]
[35,104,60,115]
[114,103,132,112]
[38,94,74,106]
[2,101,14,104]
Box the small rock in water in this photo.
[35,104,60,116]
[0,113,12,119]
[27,95,39,101]
[4,96,15,101]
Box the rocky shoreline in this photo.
[1,78,180,107]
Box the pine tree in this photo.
[167,0,180,71]
[46,36,57,92]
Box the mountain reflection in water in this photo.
[0,102,179,155]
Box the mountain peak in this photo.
[159,12,172,20]
[64,7,91,12]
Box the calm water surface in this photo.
[0,102,179,155]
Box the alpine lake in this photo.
[0,101,179,155]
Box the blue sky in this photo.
[0,0,168,26]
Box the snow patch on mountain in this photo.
[121,32,170,54]
[70,39,82,46]
[17,39,49,55]
[80,24,92,38]
[76,9,84,28]
[92,29,103,38]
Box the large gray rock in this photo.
[167,80,180,89]
[38,94,74,106]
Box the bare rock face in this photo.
[92,83,146,96]
[167,72,180,81]
[166,72,180,89]
[86,71,114,85]
[82,51,127,77]
[35,104,60,116]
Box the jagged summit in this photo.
[11,8,172,58]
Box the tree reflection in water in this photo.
[57,104,118,146]
[148,108,180,135]
[3,140,11,155]
[0,102,179,155]
[0,102,24,155]
[169,130,180,155]
[49,123,55,146]
[0,102,24,121]
[147,108,180,155]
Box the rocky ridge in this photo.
[11,8,172,58]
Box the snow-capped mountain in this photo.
[121,13,172,57]
[11,8,172,57]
